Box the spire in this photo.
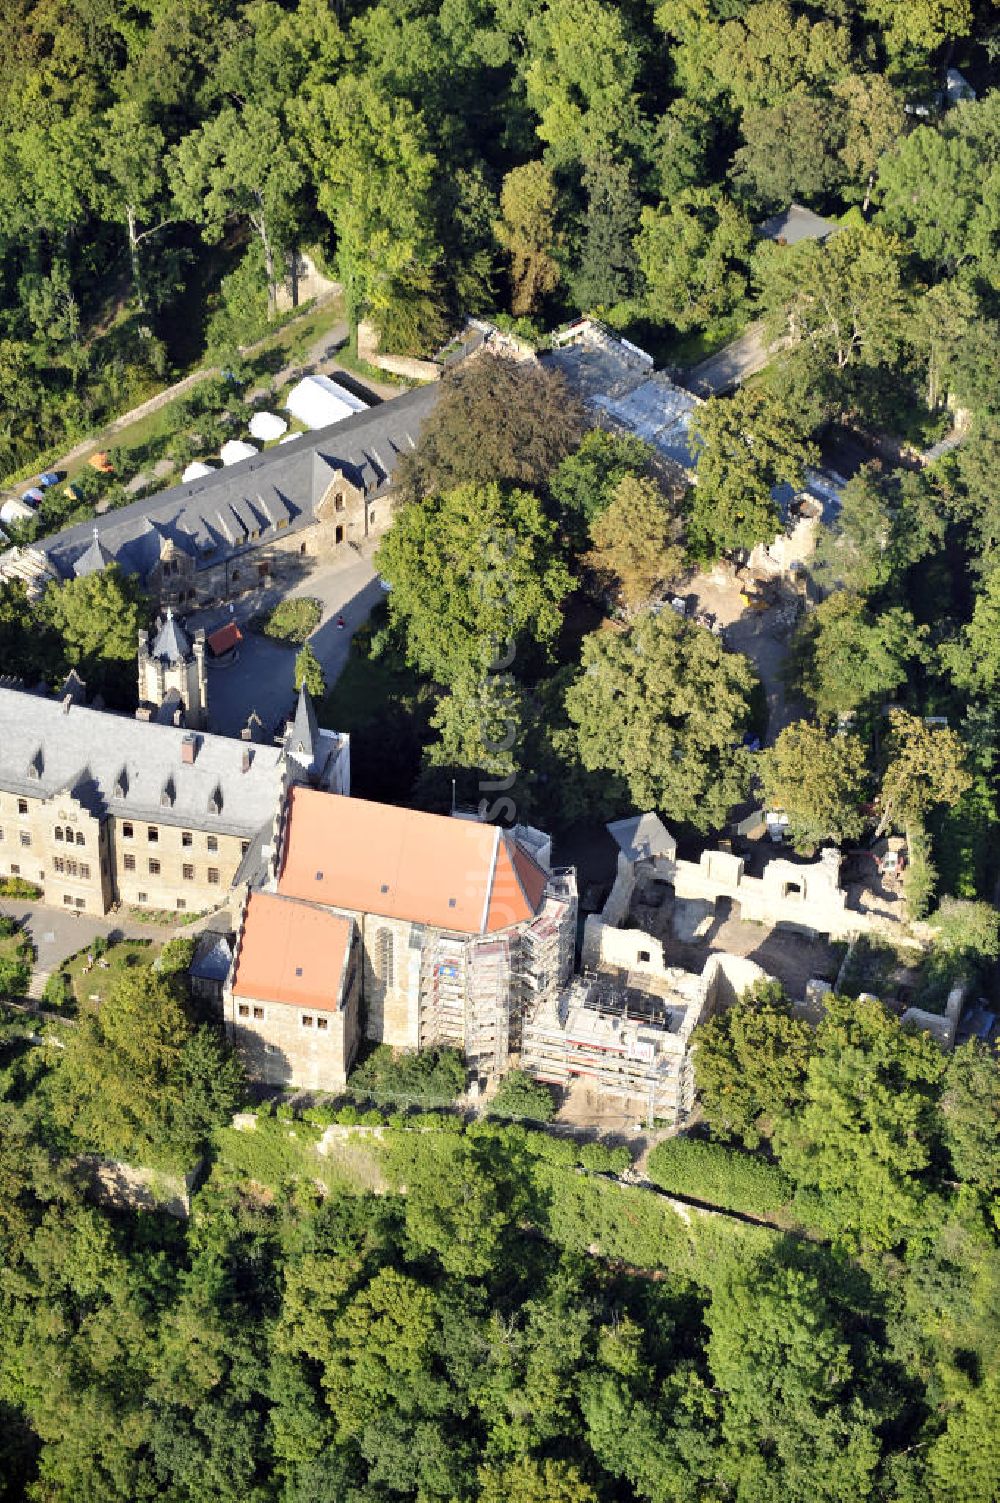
[72,527,115,578]
[286,684,319,765]
[150,609,192,664]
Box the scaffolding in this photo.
[466,936,512,1075]
[520,972,689,1124]
[417,931,467,1051]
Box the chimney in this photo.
[181,733,198,765]
[241,747,253,773]
[62,695,73,714]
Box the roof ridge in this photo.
[481,826,502,933]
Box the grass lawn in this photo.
[321,641,425,730]
[60,939,158,1010]
[212,1114,386,1195]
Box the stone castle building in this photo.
[30,385,439,610]
[223,788,577,1089]
[0,684,347,917]
[137,610,209,728]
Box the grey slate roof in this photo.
[73,528,116,577]
[0,685,285,838]
[286,685,319,764]
[190,931,234,983]
[756,204,840,246]
[150,610,192,664]
[607,813,677,864]
[41,383,440,586]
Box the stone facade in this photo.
[0,785,113,916]
[224,937,361,1091]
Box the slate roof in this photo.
[286,686,319,764]
[756,204,840,245]
[607,813,677,864]
[190,931,234,983]
[0,685,286,838]
[149,610,192,664]
[41,383,440,586]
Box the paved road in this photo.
[192,551,383,737]
[683,322,781,397]
[0,900,172,974]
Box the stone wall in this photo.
[357,320,441,382]
[0,786,112,915]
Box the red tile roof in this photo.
[277,788,548,935]
[232,890,352,1010]
[207,622,243,656]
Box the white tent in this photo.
[181,460,217,483]
[219,439,259,467]
[248,410,288,442]
[0,498,35,525]
[285,374,368,431]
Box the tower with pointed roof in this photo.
[137,608,208,728]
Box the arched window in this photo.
[377,929,394,988]
[64,827,74,843]
[75,831,85,846]
[54,827,63,842]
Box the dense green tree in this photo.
[585,473,684,614]
[757,223,908,375]
[714,0,851,111]
[565,609,755,830]
[792,593,926,717]
[942,563,1000,695]
[498,162,563,317]
[814,464,946,596]
[549,428,654,546]
[523,0,645,168]
[694,979,814,1149]
[774,994,947,1252]
[294,643,325,697]
[708,1255,881,1501]
[573,151,642,310]
[732,95,844,211]
[490,1069,557,1123]
[41,567,148,704]
[376,480,571,686]
[637,189,752,330]
[688,386,817,557]
[876,710,972,838]
[479,1457,598,1503]
[398,357,585,499]
[760,721,869,849]
[940,1041,1000,1200]
[170,104,303,316]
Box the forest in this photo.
[1,943,999,1502]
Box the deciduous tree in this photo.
[637,189,752,330]
[760,721,869,849]
[694,979,814,1148]
[565,609,755,830]
[497,162,563,317]
[876,710,971,838]
[585,474,684,613]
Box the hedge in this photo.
[646,1136,793,1219]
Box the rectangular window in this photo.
[65,859,77,877]
[19,832,30,847]
[79,863,90,880]
[123,854,135,872]
[147,826,158,843]
[54,827,63,842]
[122,822,133,839]
[253,1006,264,1020]
[63,894,73,907]
[207,836,218,853]
[17,799,27,815]
[238,1003,249,1018]
[316,1016,328,1031]
[182,864,194,881]
[207,868,219,885]
[302,1015,313,1027]
[75,897,85,910]
[241,841,249,856]
[148,858,160,875]
[53,857,64,874]
[0,828,4,842]
[137,892,147,903]
[176,898,186,911]
[9,864,19,876]
[182,831,193,848]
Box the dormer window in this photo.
[208,785,223,815]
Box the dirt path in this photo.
[683,321,785,396]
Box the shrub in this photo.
[350,1045,466,1105]
[43,971,74,1010]
[578,1141,632,1175]
[646,1136,793,1217]
[489,1069,557,1123]
[0,878,42,899]
[260,597,323,645]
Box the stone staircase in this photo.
[25,968,50,1003]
